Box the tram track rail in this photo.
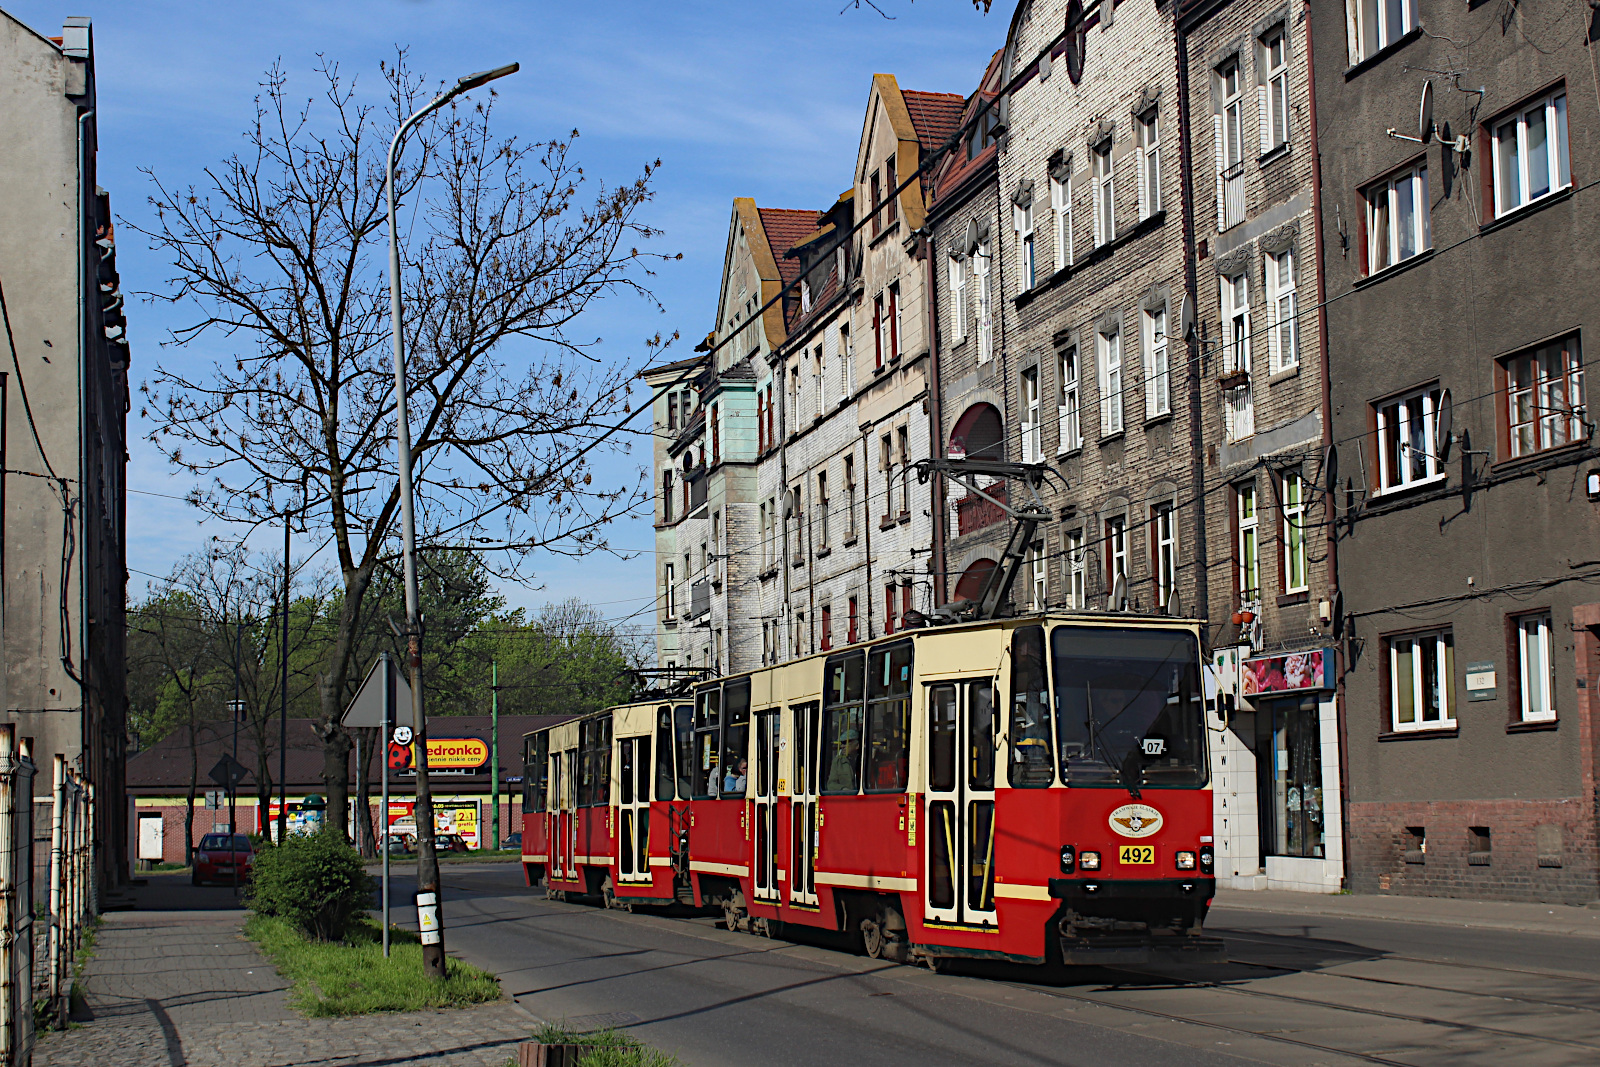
[1225,955,1600,1016]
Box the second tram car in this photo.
[520,612,1221,966]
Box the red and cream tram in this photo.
[520,613,1221,966]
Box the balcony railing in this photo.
[956,482,1008,537]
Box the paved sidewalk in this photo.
[1213,886,1600,938]
[34,874,532,1067]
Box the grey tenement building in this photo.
[0,11,130,886]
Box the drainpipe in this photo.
[862,425,874,640]
[1302,0,1351,891]
[1173,19,1210,628]
[924,229,949,605]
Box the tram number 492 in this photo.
[1118,845,1155,865]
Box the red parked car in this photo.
[192,833,254,886]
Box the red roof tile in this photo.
[756,207,824,290]
[902,90,968,154]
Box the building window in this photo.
[844,455,857,541]
[820,605,833,652]
[879,434,893,524]
[885,154,898,226]
[1281,470,1307,594]
[1057,347,1081,453]
[789,485,804,561]
[756,391,766,452]
[890,283,901,362]
[1066,529,1085,609]
[800,279,812,314]
[1092,141,1115,247]
[1015,200,1036,289]
[789,366,801,434]
[870,168,883,237]
[1267,247,1298,373]
[840,326,853,397]
[1493,91,1569,218]
[1236,481,1260,602]
[664,563,676,617]
[897,426,911,515]
[814,345,825,418]
[1105,516,1127,603]
[1388,628,1455,732]
[1222,272,1254,440]
[1050,172,1073,271]
[884,583,897,635]
[847,595,859,644]
[1514,612,1556,723]
[1153,504,1176,611]
[1261,28,1289,151]
[1098,327,1123,436]
[709,402,719,464]
[975,243,993,363]
[1365,164,1430,273]
[1137,111,1161,220]
[1349,0,1416,64]
[764,383,775,445]
[1217,59,1245,231]
[1021,366,1041,462]
[949,255,968,341]
[793,612,806,658]
[817,471,830,549]
[1375,383,1443,492]
[667,391,680,431]
[1502,334,1585,458]
[901,581,912,627]
[662,470,674,523]
[1028,539,1046,611]
[1144,306,1169,418]
[874,293,887,370]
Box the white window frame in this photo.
[1262,28,1290,152]
[1029,539,1046,612]
[1222,272,1254,440]
[1105,516,1128,598]
[1266,247,1299,373]
[1237,482,1259,602]
[1388,628,1455,732]
[1050,173,1073,271]
[1067,529,1086,609]
[1281,470,1307,594]
[813,344,825,418]
[1093,142,1115,247]
[1057,346,1082,453]
[1365,165,1430,273]
[1098,328,1123,436]
[1154,505,1176,610]
[1137,111,1161,220]
[1144,306,1170,418]
[1517,613,1556,723]
[1375,384,1444,493]
[975,243,994,363]
[949,255,968,341]
[1492,91,1570,218]
[844,455,857,542]
[664,563,676,617]
[1015,201,1037,289]
[1349,0,1417,65]
[817,470,830,549]
[841,326,854,397]
[1505,335,1585,458]
[1021,366,1042,462]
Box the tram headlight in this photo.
[1175,850,1197,870]
[1199,845,1214,873]
[1059,845,1076,873]
[1079,850,1101,871]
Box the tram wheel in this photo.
[861,917,886,960]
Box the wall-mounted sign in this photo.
[1241,649,1333,697]
[1465,661,1497,701]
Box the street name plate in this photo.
[1465,661,1496,701]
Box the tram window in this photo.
[522,734,549,813]
[619,739,634,805]
[864,641,913,792]
[636,736,652,803]
[655,707,676,801]
[578,717,612,807]
[929,686,957,793]
[693,688,721,799]
[674,704,694,799]
[928,800,956,908]
[721,679,751,797]
[1009,626,1054,787]
[969,683,996,791]
[822,651,866,794]
[1050,626,1207,788]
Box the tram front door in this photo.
[752,710,780,904]
[923,680,998,926]
[789,701,819,906]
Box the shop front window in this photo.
[1256,697,1324,859]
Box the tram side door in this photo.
[617,736,651,884]
[561,749,579,880]
[924,680,998,926]
[789,701,820,906]
[547,752,565,878]
[752,711,780,903]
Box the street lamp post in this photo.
[385,61,518,980]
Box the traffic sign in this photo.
[342,656,411,729]
[207,754,249,789]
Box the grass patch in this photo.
[521,1024,681,1067]
[245,914,501,1017]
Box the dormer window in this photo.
[885,154,898,226]
[800,279,812,313]
[870,170,883,236]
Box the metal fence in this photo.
[0,725,38,1066]
[38,754,93,1037]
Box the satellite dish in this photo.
[1180,293,1197,343]
[963,217,981,257]
[1110,573,1128,612]
[1331,590,1346,639]
[1166,589,1181,617]
[1419,80,1435,144]
[1436,389,1453,463]
[1323,444,1339,503]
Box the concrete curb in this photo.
[1210,888,1600,939]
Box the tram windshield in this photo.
[1051,626,1206,789]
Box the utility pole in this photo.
[491,660,499,851]
[386,60,519,979]
[277,519,289,846]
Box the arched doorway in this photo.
[953,558,997,603]
[948,403,1004,462]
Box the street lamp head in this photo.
[453,62,519,96]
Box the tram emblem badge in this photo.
[1108,803,1164,839]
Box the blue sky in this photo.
[6,0,1005,638]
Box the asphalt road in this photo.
[394,863,1600,1067]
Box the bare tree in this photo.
[134,56,669,836]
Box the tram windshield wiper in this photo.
[1085,682,1141,799]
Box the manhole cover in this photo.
[562,1012,641,1031]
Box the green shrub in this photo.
[247,828,376,941]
